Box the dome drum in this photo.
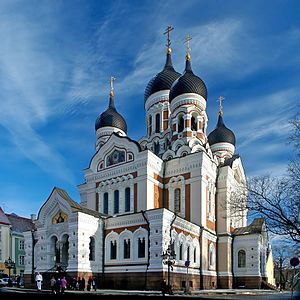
[170,93,206,113]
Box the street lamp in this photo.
[162,244,176,295]
[31,228,38,283]
[184,260,190,294]
[4,257,15,287]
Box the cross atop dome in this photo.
[164,25,174,54]
[217,96,225,116]
[110,76,116,97]
[184,34,192,61]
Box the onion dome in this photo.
[208,113,236,146]
[144,48,181,102]
[169,53,207,102]
[95,88,127,134]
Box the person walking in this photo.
[60,276,68,294]
[35,272,43,291]
[161,279,167,296]
[92,276,97,291]
[50,276,56,294]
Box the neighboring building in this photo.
[23,31,274,290]
[0,207,35,277]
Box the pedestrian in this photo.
[80,277,85,291]
[87,275,92,291]
[55,277,61,294]
[50,276,56,294]
[60,276,68,294]
[35,272,43,291]
[92,276,97,291]
[16,275,21,288]
[161,278,167,296]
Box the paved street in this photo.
[0,287,299,300]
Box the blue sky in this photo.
[0,0,299,219]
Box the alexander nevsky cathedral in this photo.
[23,28,274,291]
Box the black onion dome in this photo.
[95,94,127,133]
[169,58,207,102]
[208,114,236,146]
[144,52,181,102]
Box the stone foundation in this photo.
[218,276,233,288]
[234,276,262,289]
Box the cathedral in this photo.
[23,29,274,291]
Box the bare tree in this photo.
[229,110,300,243]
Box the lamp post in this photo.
[184,260,190,294]
[162,244,176,295]
[4,257,15,287]
[31,228,38,283]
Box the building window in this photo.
[209,243,215,268]
[155,113,160,133]
[110,241,117,260]
[125,187,130,212]
[193,248,197,263]
[187,246,190,262]
[89,237,95,261]
[174,188,181,214]
[191,115,197,131]
[138,237,146,258]
[19,240,25,250]
[19,255,25,265]
[154,141,160,155]
[124,239,130,259]
[178,115,184,133]
[179,243,183,260]
[103,192,109,214]
[114,190,119,214]
[208,190,213,216]
[238,250,246,268]
[148,115,152,136]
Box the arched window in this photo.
[125,187,130,212]
[193,248,197,263]
[238,250,246,268]
[187,246,190,262]
[138,237,146,258]
[89,237,95,261]
[174,188,181,214]
[155,113,160,133]
[209,243,215,268]
[202,120,205,133]
[110,240,117,259]
[191,115,197,131]
[154,141,160,155]
[103,192,108,214]
[179,243,183,260]
[124,239,130,259]
[114,190,119,214]
[148,115,152,136]
[178,115,184,133]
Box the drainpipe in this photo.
[215,166,220,288]
[162,160,166,208]
[199,225,204,289]
[101,218,105,287]
[141,210,150,290]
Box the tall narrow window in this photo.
[178,115,184,133]
[179,243,183,260]
[174,188,181,214]
[148,115,152,136]
[187,246,190,262]
[114,190,119,214]
[208,191,213,216]
[238,250,246,268]
[110,241,117,259]
[89,237,95,261]
[154,141,160,155]
[209,243,215,268]
[124,239,130,259]
[194,248,197,263]
[125,187,130,212]
[138,237,146,258]
[155,113,160,133]
[191,115,197,131]
[103,192,108,214]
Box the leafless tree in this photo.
[229,110,300,243]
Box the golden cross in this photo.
[217,96,225,115]
[164,26,174,48]
[110,76,116,94]
[184,34,192,54]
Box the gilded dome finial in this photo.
[217,96,225,116]
[184,34,192,61]
[164,25,174,54]
[110,76,116,97]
